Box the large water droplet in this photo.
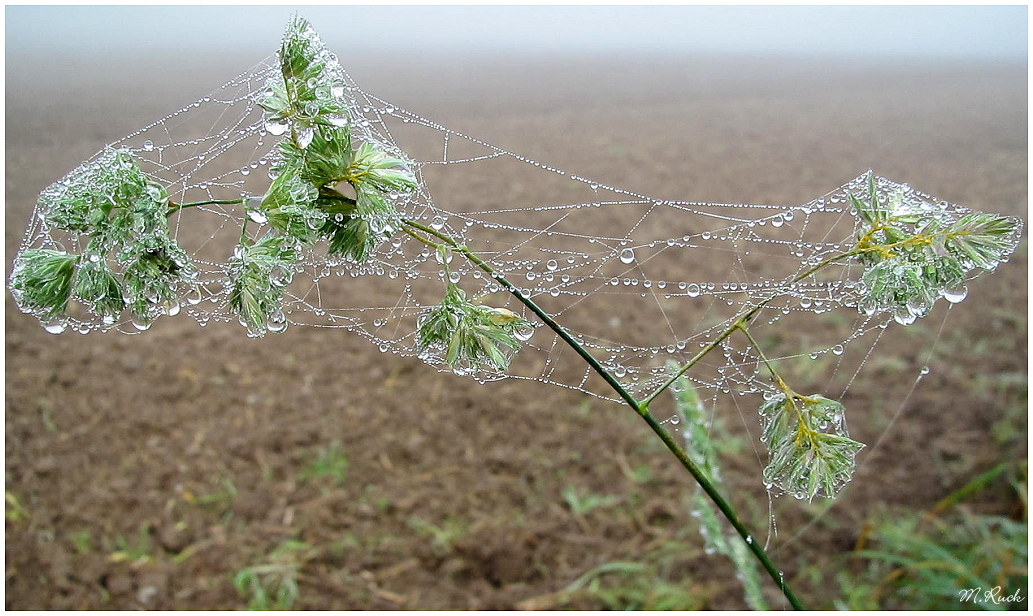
[296,126,314,149]
[619,248,635,264]
[265,118,289,136]
[941,285,968,303]
[514,325,534,341]
[686,283,700,298]
[546,259,558,271]
[43,319,67,334]
[267,312,288,333]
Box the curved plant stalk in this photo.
[402,218,806,609]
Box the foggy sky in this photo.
[6,5,1028,60]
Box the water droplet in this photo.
[267,312,288,333]
[449,271,461,283]
[327,115,348,128]
[132,314,151,331]
[546,259,558,271]
[142,140,154,151]
[619,248,635,264]
[430,216,445,231]
[514,325,534,342]
[831,344,844,355]
[893,308,917,326]
[264,118,289,136]
[43,319,67,334]
[269,266,292,287]
[686,283,700,297]
[941,285,968,303]
[247,209,268,224]
[770,215,784,228]
[919,366,930,375]
[296,126,314,149]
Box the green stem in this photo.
[402,218,805,610]
[737,323,786,391]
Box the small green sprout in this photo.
[301,441,348,484]
[233,539,313,610]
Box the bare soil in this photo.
[5,52,1027,609]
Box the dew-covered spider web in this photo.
[12,33,1019,423]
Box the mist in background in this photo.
[6,5,1028,60]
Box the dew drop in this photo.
[185,287,202,305]
[264,118,289,136]
[686,283,700,298]
[941,285,968,303]
[619,248,635,264]
[831,344,845,356]
[546,259,558,271]
[296,126,315,149]
[247,209,268,224]
[142,140,154,151]
[267,313,288,333]
[919,365,930,375]
[43,319,67,334]
[893,308,917,326]
[514,325,534,342]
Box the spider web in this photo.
[12,48,1008,415]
